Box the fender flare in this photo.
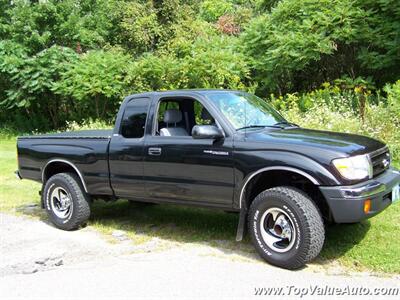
[235,166,326,242]
[42,159,88,193]
[239,166,320,209]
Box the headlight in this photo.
[332,154,372,180]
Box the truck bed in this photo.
[17,130,113,196]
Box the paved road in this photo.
[1,213,399,300]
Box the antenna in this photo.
[244,97,247,136]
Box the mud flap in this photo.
[235,207,247,241]
[40,186,45,208]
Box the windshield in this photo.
[206,92,285,130]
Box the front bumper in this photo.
[319,168,400,223]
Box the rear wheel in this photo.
[248,186,324,269]
[43,172,90,230]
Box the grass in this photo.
[1,136,399,274]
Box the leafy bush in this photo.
[0,0,119,53]
[270,76,378,117]
[0,40,27,104]
[356,0,400,84]
[275,82,400,163]
[241,0,400,94]
[127,54,181,92]
[216,15,241,35]
[127,36,251,92]
[160,18,218,58]
[0,126,23,140]
[0,44,78,129]
[54,49,131,121]
[384,80,400,120]
[66,119,113,131]
[256,0,281,12]
[115,1,161,54]
[200,0,235,22]
[178,36,250,90]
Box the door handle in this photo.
[148,147,162,156]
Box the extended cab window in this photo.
[121,98,149,138]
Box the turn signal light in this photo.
[364,199,371,214]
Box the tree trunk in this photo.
[359,94,366,123]
[48,106,57,129]
[101,98,107,119]
[95,94,100,119]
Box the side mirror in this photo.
[192,125,224,140]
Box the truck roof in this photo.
[125,89,242,99]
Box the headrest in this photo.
[164,109,182,124]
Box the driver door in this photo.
[143,96,235,206]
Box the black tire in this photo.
[42,172,91,230]
[248,186,324,269]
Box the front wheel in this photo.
[43,172,91,230]
[248,186,324,269]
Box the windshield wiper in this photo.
[273,121,299,127]
[237,122,299,131]
[236,125,267,131]
[237,125,279,131]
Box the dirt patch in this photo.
[0,213,137,276]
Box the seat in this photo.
[160,109,189,136]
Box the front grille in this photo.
[369,147,390,177]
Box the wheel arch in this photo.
[42,159,88,193]
[239,166,320,209]
[235,166,332,242]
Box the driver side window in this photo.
[154,98,217,137]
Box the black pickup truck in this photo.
[16,90,400,269]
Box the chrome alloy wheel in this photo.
[50,187,73,219]
[260,207,296,253]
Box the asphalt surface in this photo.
[0,213,399,300]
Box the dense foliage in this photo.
[242,0,400,94]
[0,0,399,136]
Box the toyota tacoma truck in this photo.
[16,90,400,269]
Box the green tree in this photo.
[115,1,161,55]
[200,0,234,22]
[0,0,119,53]
[0,44,78,129]
[54,49,131,120]
[0,40,28,107]
[241,0,400,94]
[356,0,400,86]
[127,36,251,91]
